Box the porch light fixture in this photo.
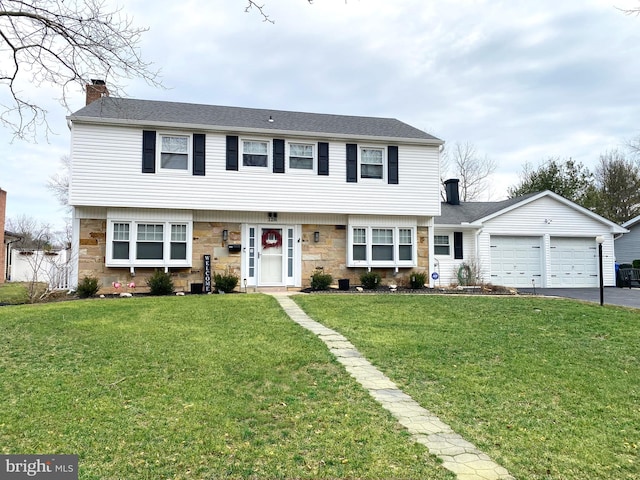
[596,236,604,306]
[314,231,320,243]
[222,229,228,242]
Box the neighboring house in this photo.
[615,215,640,265]
[9,249,71,290]
[3,231,22,282]
[434,179,627,288]
[68,90,443,292]
[0,188,6,283]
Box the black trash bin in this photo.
[338,279,350,291]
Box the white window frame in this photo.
[241,139,271,169]
[158,132,191,172]
[359,146,386,181]
[347,226,416,267]
[434,234,451,256]
[287,142,316,174]
[106,221,192,268]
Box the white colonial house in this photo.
[68,85,443,292]
[434,179,628,288]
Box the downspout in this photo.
[5,235,23,281]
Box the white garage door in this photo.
[550,237,598,287]
[490,236,543,288]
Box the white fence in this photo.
[9,249,71,290]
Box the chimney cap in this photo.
[91,79,106,85]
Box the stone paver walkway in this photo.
[273,293,515,480]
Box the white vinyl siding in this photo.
[69,125,441,217]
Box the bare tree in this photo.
[0,0,162,140]
[440,142,496,201]
[47,154,71,207]
[590,149,640,224]
[5,214,70,301]
[245,0,314,23]
[618,2,640,15]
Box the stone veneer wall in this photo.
[78,219,242,294]
[300,224,430,288]
[78,219,430,292]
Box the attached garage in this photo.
[435,188,627,288]
[490,236,543,288]
[549,237,598,287]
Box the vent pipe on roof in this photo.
[85,79,109,105]
[444,178,460,205]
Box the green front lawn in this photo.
[0,295,452,480]
[293,294,640,480]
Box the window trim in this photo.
[240,138,271,169]
[359,146,386,181]
[347,226,416,267]
[106,220,192,268]
[286,141,316,174]
[157,132,192,172]
[434,234,451,257]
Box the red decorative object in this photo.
[261,229,282,249]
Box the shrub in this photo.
[310,271,333,290]
[214,273,239,293]
[408,272,428,289]
[147,270,174,296]
[633,260,640,269]
[76,276,100,298]
[360,271,381,290]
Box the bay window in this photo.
[106,221,192,268]
[348,226,416,267]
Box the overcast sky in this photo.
[2,0,640,231]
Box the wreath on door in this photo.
[261,229,283,249]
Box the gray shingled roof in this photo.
[69,97,441,142]
[436,193,540,225]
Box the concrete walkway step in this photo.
[272,293,515,480]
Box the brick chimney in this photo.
[85,79,109,105]
[0,188,6,283]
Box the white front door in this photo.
[243,225,299,287]
[259,227,284,285]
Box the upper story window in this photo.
[289,143,315,171]
[160,135,189,170]
[434,235,450,256]
[348,226,416,267]
[242,140,269,167]
[361,147,384,179]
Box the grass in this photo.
[293,294,640,480]
[0,282,30,304]
[0,295,453,480]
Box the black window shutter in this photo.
[318,142,329,176]
[454,232,464,259]
[193,133,205,176]
[346,143,357,183]
[142,130,156,173]
[388,145,399,184]
[273,139,285,173]
[226,135,238,171]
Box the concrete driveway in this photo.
[518,287,640,309]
